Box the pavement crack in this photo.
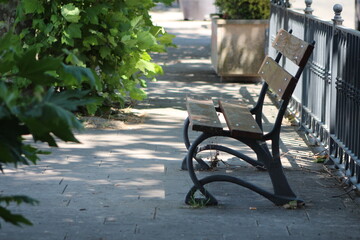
[305,209,310,221]
[286,225,291,236]
[61,184,68,194]
[152,207,158,220]
[134,224,140,234]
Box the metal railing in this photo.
[269,0,360,189]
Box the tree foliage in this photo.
[16,0,175,113]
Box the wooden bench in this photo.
[182,29,315,206]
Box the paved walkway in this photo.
[1,7,360,240]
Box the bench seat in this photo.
[186,97,263,140]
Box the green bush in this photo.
[214,0,270,19]
[16,0,175,114]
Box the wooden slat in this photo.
[218,100,263,140]
[272,29,313,67]
[186,97,222,133]
[258,56,296,100]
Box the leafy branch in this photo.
[0,31,98,227]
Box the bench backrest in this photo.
[272,29,314,68]
[254,29,315,138]
[259,29,314,101]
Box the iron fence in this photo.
[269,1,360,189]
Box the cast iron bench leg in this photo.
[185,133,303,206]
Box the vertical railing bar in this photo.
[340,33,345,148]
[344,33,348,148]
[355,35,359,157]
[338,33,344,143]
[356,36,360,157]
[350,34,355,152]
[346,34,351,151]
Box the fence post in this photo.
[332,4,344,25]
[304,0,313,15]
[299,0,313,133]
[328,4,343,164]
[284,0,291,8]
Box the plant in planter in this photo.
[211,0,270,81]
[215,0,270,19]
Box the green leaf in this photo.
[99,47,111,59]
[64,23,83,39]
[16,49,62,85]
[84,4,110,24]
[21,89,93,146]
[41,102,81,143]
[32,19,46,31]
[107,36,117,47]
[83,36,98,48]
[61,35,74,47]
[109,28,119,36]
[84,8,99,24]
[85,97,104,115]
[136,59,156,73]
[21,0,44,14]
[130,16,143,28]
[0,206,33,227]
[59,64,101,90]
[61,4,81,23]
[157,32,176,46]
[0,196,39,227]
[0,32,21,53]
[137,31,157,49]
[129,87,147,101]
[0,125,31,166]
[50,14,61,28]
[63,49,86,67]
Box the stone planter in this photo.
[211,17,269,81]
[179,0,216,20]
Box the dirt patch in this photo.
[81,109,146,129]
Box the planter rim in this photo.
[212,17,269,25]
